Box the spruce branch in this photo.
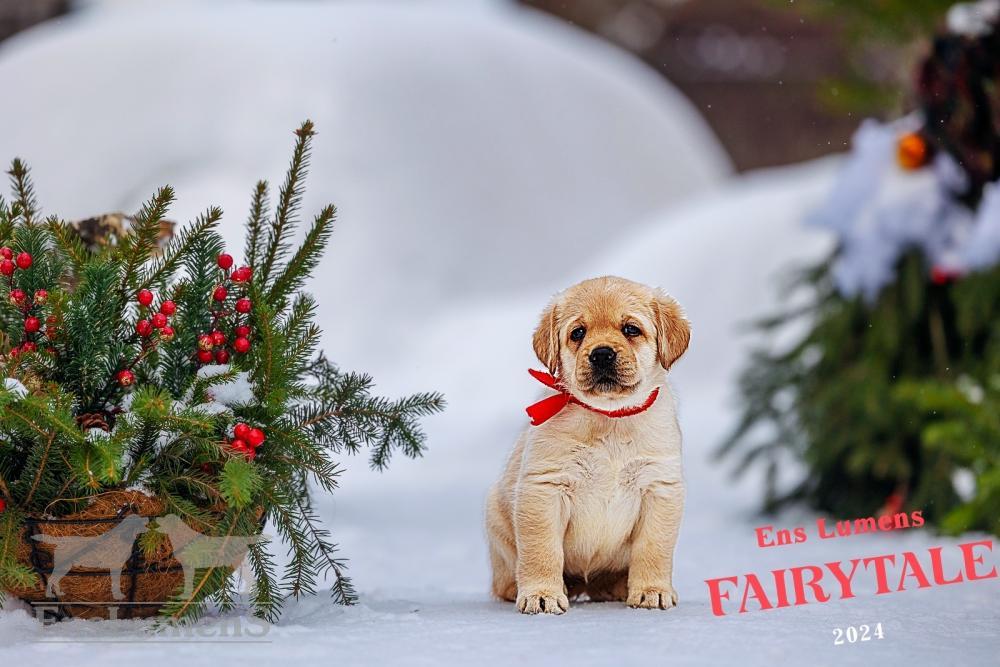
[244,180,269,269]
[266,490,318,598]
[46,216,89,270]
[0,194,12,241]
[7,159,38,226]
[259,120,315,286]
[22,433,56,506]
[158,508,251,622]
[137,206,222,291]
[266,204,336,309]
[246,541,283,621]
[0,510,39,599]
[219,458,262,509]
[117,185,175,298]
[293,496,356,605]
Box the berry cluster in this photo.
[2,247,49,357]
[228,422,266,461]
[0,246,32,276]
[196,253,254,365]
[116,289,178,386]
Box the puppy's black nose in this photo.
[589,346,617,367]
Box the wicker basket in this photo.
[12,491,194,620]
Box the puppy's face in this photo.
[533,277,690,409]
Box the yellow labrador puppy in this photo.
[486,276,690,614]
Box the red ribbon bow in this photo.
[525,369,660,426]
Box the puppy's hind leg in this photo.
[586,571,628,602]
[486,488,517,602]
[563,574,585,600]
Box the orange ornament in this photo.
[897,132,930,170]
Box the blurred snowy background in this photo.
[0,1,997,665]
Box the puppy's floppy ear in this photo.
[532,300,561,375]
[651,290,690,371]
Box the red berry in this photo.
[136,319,153,337]
[137,289,154,306]
[210,330,226,346]
[217,253,234,270]
[231,266,252,283]
[152,313,169,329]
[234,423,251,440]
[233,337,251,354]
[117,369,135,387]
[0,498,6,513]
[33,289,48,305]
[24,316,40,333]
[45,326,56,339]
[9,289,26,306]
[200,463,214,475]
[0,260,14,276]
[231,439,249,453]
[0,247,11,260]
[213,285,228,302]
[215,349,230,364]
[235,298,252,314]
[235,325,251,337]
[246,428,266,448]
[197,349,214,364]
[198,334,214,351]
[15,252,32,270]
[159,300,176,315]
[930,266,961,285]
[21,341,38,353]
[245,448,256,461]
[160,325,175,342]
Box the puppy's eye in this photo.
[622,324,642,337]
[570,326,586,342]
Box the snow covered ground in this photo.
[0,1,998,665]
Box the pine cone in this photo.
[71,212,175,255]
[76,412,110,432]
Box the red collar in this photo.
[525,369,660,426]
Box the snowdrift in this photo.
[0,0,728,358]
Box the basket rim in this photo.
[23,513,162,525]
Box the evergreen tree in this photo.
[0,121,445,620]
[719,18,999,537]
[719,252,1000,535]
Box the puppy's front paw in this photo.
[516,589,569,615]
[627,585,678,610]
